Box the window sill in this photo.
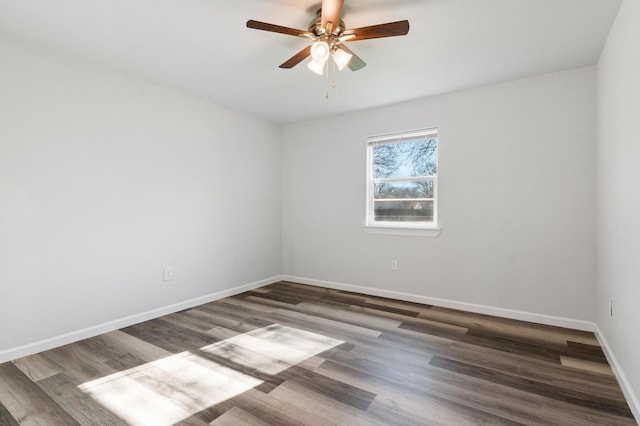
[363,225,442,238]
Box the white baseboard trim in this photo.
[284,275,639,418]
[593,324,640,422]
[281,275,595,332]
[2,274,637,420]
[0,275,283,363]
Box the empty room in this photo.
[1,0,638,424]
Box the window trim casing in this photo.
[365,127,441,237]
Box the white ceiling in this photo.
[0,0,622,124]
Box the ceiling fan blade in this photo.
[246,20,313,38]
[342,20,410,41]
[279,45,312,69]
[337,44,366,71]
[321,0,344,34]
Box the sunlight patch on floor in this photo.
[77,324,342,425]
[78,351,262,426]
[200,323,344,375]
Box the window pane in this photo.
[374,200,434,222]
[374,180,434,199]
[373,138,437,179]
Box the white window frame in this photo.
[365,128,441,237]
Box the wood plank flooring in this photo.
[0,281,636,425]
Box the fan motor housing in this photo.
[309,9,345,36]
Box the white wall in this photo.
[596,0,640,412]
[282,67,596,322]
[0,34,281,354]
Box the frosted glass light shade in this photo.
[307,58,325,75]
[332,48,353,70]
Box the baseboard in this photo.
[3,274,637,421]
[283,275,639,417]
[281,275,595,332]
[593,324,640,422]
[0,275,283,363]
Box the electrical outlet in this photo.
[391,260,398,271]
[163,267,173,281]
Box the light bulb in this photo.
[310,41,330,62]
[332,48,353,71]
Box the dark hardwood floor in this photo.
[0,281,636,425]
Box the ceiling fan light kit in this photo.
[246,0,409,77]
[306,40,351,76]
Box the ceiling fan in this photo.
[246,0,410,75]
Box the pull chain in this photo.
[322,56,339,99]
[331,58,337,89]
[326,59,330,99]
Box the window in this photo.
[366,128,439,234]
